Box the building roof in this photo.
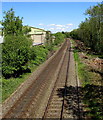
[30,26,45,31]
[28,26,46,35]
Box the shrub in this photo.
[31,46,48,65]
[54,32,65,45]
[2,35,32,78]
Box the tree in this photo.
[71,3,103,54]
[70,29,80,40]
[1,8,32,78]
[54,32,65,45]
[22,25,31,37]
[2,35,32,78]
[45,31,52,45]
[64,32,70,38]
[1,8,23,36]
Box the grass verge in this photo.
[2,65,37,102]
[71,39,103,120]
[73,48,90,86]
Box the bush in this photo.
[54,32,65,45]
[31,46,48,65]
[2,35,32,78]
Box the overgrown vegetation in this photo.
[53,32,65,45]
[2,35,32,78]
[70,3,103,54]
[1,8,32,78]
[73,49,90,85]
[31,46,49,65]
[72,39,103,120]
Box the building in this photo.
[0,26,49,45]
[28,26,47,46]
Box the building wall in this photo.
[29,27,46,45]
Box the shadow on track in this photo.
[57,84,103,120]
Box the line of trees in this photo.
[70,3,103,54]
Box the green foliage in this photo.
[70,29,80,40]
[70,3,103,54]
[31,46,48,65]
[53,32,65,45]
[64,32,70,38]
[2,35,32,78]
[1,8,23,36]
[73,40,103,119]
[1,8,59,79]
[1,8,64,102]
[22,25,31,37]
[83,84,103,120]
[2,70,35,102]
[1,8,31,37]
[73,49,90,84]
[1,8,32,78]
[45,31,52,45]
[45,31,54,51]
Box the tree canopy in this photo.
[70,3,103,54]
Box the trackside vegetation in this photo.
[70,3,103,55]
[71,39,103,120]
[1,9,66,101]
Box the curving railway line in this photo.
[2,39,81,119]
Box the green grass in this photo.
[52,45,60,51]
[73,49,90,86]
[2,65,38,102]
[72,39,103,119]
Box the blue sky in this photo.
[1,2,100,33]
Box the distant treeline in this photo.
[66,3,103,54]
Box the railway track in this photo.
[3,39,81,119]
[42,40,71,119]
[42,39,82,119]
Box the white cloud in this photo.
[38,23,73,33]
[55,24,64,27]
[48,24,56,26]
[39,23,44,26]
[49,28,55,30]
[48,24,65,27]
[56,27,62,30]
[66,26,70,28]
[66,23,73,26]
